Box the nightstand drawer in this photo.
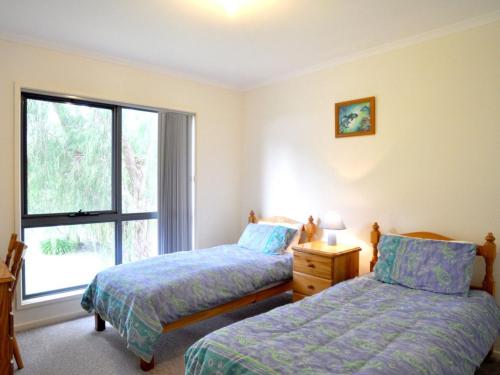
[293,271,332,296]
[294,251,332,279]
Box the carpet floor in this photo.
[16,294,291,375]
[16,293,500,375]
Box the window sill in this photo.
[16,288,85,311]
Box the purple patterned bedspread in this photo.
[185,274,500,375]
[81,245,292,362]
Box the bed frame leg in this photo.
[140,356,155,371]
[486,346,494,359]
[95,313,105,332]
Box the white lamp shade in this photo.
[320,211,346,230]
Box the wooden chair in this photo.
[5,234,17,270]
[5,235,27,370]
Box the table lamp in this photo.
[320,211,346,246]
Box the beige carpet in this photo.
[16,293,500,375]
[16,294,291,375]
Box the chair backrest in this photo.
[5,233,17,268]
[5,237,27,299]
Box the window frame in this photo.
[20,92,159,300]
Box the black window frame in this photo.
[21,92,159,300]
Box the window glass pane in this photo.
[122,219,158,263]
[122,108,158,213]
[26,98,112,214]
[24,223,115,296]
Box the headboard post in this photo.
[481,232,496,296]
[304,216,317,242]
[370,222,381,272]
[248,210,257,224]
[247,212,317,242]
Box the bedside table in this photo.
[292,241,361,301]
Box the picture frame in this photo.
[335,96,375,138]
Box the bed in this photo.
[81,211,317,371]
[185,223,500,375]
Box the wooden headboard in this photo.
[369,222,497,296]
[248,210,317,243]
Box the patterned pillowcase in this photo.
[390,237,476,296]
[374,234,406,284]
[237,223,297,255]
[258,221,303,253]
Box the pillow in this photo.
[258,220,302,253]
[238,223,297,255]
[390,237,476,296]
[373,234,406,284]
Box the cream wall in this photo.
[0,39,244,327]
[242,20,500,348]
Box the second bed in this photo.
[185,224,500,375]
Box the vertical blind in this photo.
[158,112,194,254]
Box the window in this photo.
[21,92,160,300]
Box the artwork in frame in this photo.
[335,97,375,138]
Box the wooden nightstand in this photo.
[292,241,361,301]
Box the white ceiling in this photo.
[0,0,499,89]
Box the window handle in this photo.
[68,209,100,217]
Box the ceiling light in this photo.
[216,0,251,16]
[191,0,270,18]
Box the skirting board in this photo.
[14,310,89,332]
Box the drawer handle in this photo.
[307,263,315,268]
[307,284,315,290]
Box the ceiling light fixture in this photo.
[216,0,251,16]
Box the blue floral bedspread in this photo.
[185,275,500,375]
[81,245,292,362]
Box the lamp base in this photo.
[327,231,337,246]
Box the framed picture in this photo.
[335,96,375,138]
